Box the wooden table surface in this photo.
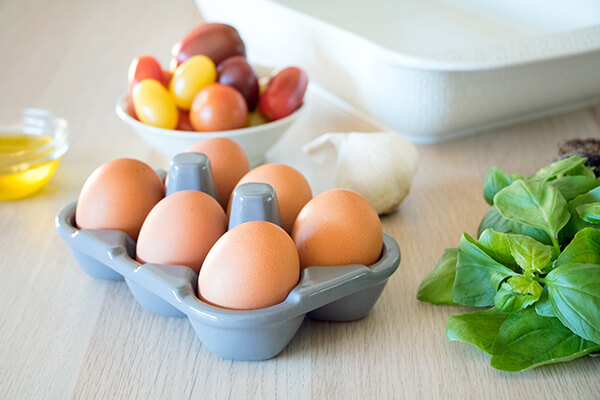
[2,0,600,398]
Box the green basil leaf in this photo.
[530,155,587,182]
[478,206,552,246]
[452,234,519,307]
[565,164,596,179]
[417,248,458,305]
[555,228,600,268]
[490,308,600,372]
[494,180,569,248]
[478,229,554,274]
[494,276,543,313]
[535,287,556,317]
[546,263,600,344]
[581,166,597,179]
[478,229,516,266]
[506,234,553,275]
[576,202,600,224]
[484,167,513,205]
[549,176,600,201]
[446,309,508,354]
[563,186,600,238]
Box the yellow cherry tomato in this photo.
[169,55,216,110]
[132,79,178,129]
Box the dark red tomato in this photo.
[176,108,195,131]
[258,67,308,121]
[190,84,248,132]
[217,56,259,110]
[128,55,165,94]
[172,23,246,67]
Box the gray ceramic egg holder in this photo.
[55,153,401,361]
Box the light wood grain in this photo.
[1,0,600,399]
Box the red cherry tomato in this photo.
[217,56,259,111]
[125,96,138,120]
[172,23,245,67]
[190,84,248,132]
[176,109,195,131]
[258,67,308,121]
[128,55,165,95]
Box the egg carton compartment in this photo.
[55,154,401,360]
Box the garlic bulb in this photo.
[303,132,419,215]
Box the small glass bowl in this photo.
[0,108,69,200]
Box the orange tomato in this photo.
[190,84,247,132]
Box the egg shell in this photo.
[232,163,312,233]
[198,220,300,310]
[186,138,249,209]
[136,190,227,274]
[76,158,165,240]
[292,189,383,269]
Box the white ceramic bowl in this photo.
[115,66,305,166]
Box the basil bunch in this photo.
[417,155,600,372]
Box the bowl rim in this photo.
[0,108,69,174]
[115,92,305,139]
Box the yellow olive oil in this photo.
[0,134,61,200]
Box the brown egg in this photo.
[76,158,165,240]
[292,189,383,269]
[186,138,249,209]
[198,221,299,310]
[136,190,227,273]
[233,163,312,233]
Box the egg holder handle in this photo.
[55,155,401,360]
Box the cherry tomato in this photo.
[258,76,269,96]
[162,69,173,86]
[176,108,195,131]
[258,67,308,121]
[125,96,138,120]
[132,79,178,129]
[169,55,216,110]
[217,56,259,111]
[246,111,267,127]
[190,84,247,132]
[172,23,245,66]
[128,55,165,94]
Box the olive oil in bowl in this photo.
[0,109,68,200]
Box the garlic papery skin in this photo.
[303,132,419,215]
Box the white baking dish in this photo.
[196,0,600,142]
